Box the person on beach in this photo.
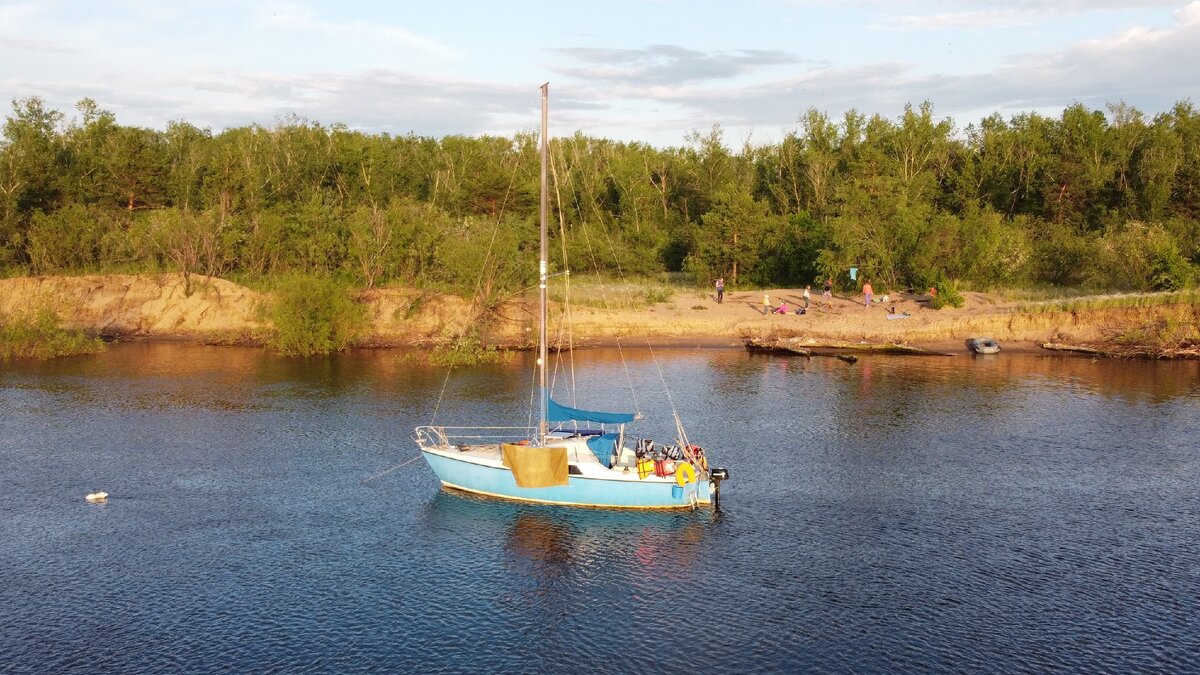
[773,300,789,315]
[863,279,874,307]
[802,285,811,309]
[821,278,833,308]
[715,277,724,304]
[762,293,771,315]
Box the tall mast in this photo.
[538,82,549,446]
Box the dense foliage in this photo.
[264,274,366,356]
[3,97,1199,298]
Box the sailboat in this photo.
[414,83,728,509]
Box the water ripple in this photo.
[2,346,1199,673]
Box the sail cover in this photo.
[546,394,636,424]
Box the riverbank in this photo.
[1,273,1196,356]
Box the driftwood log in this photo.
[1040,342,1106,355]
[1041,341,1200,359]
[744,336,953,357]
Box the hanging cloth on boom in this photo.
[502,443,569,488]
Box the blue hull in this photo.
[421,450,711,509]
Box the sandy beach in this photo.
[554,286,1176,355]
[1,274,1191,355]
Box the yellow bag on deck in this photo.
[501,443,569,488]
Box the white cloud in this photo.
[1177,0,1200,25]
[825,0,1179,10]
[583,4,1199,143]
[253,1,458,59]
[549,45,802,85]
[0,1,40,23]
[887,9,1043,29]
[110,69,533,136]
[859,0,1184,30]
[0,36,77,54]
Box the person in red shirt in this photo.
[863,280,874,307]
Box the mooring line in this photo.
[360,455,424,484]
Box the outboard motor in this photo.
[709,467,730,507]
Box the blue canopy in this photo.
[585,432,621,468]
[547,394,636,424]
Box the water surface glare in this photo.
[2,344,1199,673]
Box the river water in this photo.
[2,343,1198,673]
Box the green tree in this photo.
[1167,101,1200,221]
[958,206,1033,287]
[888,102,954,204]
[0,97,65,261]
[163,120,212,210]
[345,199,449,289]
[1047,104,1114,229]
[695,188,771,283]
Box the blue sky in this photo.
[1,0,1197,146]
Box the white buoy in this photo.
[85,491,108,502]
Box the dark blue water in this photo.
[2,344,1199,673]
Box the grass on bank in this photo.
[0,309,106,360]
[546,279,681,310]
[1015,288,1200,314]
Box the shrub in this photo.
[642,287,672,304]
[1087,222,1196,291]
[266,275,366,356]
[429,333,502,367]
[1149,246,1195,291]
[26,205,104,273]
[0,309,106,360]
[930,279,965,309]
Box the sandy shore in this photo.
[1,274,1190,355]
[556,286,1158,355]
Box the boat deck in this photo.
[450,443,504,461]
[421,438,682,483]
[427,436,598,463]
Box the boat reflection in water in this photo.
[420,491,718,586]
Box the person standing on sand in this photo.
[802,285,811,309]
[762,292,771,315]
[715,277,725,304]
[863,279,874,307]
[822,278,833,308]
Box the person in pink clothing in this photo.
[862,280,874,307]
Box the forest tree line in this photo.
[2,96,1199,305]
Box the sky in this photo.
[1,0,1198,147]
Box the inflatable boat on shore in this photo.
[966,337,1000,354]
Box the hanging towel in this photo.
[501,444,569,488]
[849,267,858,281]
